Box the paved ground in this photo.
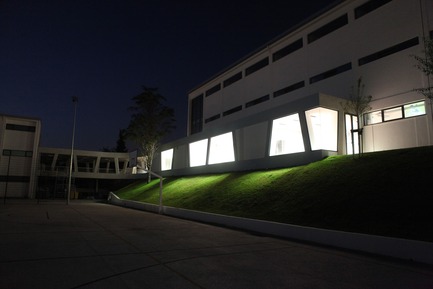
[0,200,432,289]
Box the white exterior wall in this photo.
[187,0,433,155]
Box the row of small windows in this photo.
[364,101,426,125]
[203,33,420,124]
[5,123,36,132]
[172,101,426,171]
[203,0,394,96]
[165,107,340,171]
[193,0,401,131]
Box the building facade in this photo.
[2,0,433,198]
[0,114,138,199]
[0,115,41,198]
[155,0,433,176]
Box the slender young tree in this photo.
[341,77,372,156]
[125,86,175,182]
[412,38,433,99]
[412,38,433,126]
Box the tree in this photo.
[412,37,433,100]
[125,86,175,182]
[115,129,128,152]
[100,129,128,152]
[341,77,372,156]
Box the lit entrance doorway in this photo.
[345,114,360,155]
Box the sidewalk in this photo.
[1,200,432,289]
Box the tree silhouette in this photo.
[125,87,175,181]
[413,38,433,99]
[341,77,372,156]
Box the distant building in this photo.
[0,115,41,198]
[0,114,138,199]
[155,0,433,176]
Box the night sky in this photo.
[1,0,336,151]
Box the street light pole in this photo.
[67,96,78,205]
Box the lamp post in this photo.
[67,96,78,205]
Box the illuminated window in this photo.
[364,111,382,125]
[345,114,359,155]
[404,101,425,118]
[383,107,402,121]
[305,107,338,151]
[161,149,173,171]
[208,132,235,164]
[269,114,305,156]
[189,139,208,167]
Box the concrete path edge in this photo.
[107,192,433,265]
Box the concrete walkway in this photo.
[1,200,432,289]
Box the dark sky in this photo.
[1,0,336,151]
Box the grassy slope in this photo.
[115,146,433,242]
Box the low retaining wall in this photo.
[108,192,433,265]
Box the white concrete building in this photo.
[0,114,136,199]
[156,0,433,176]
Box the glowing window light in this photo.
[345,114,359,154]
[305,107,338,151]
[208,132,235,164]
[404,101,425,118]
[269,113,305,156]
[383,107,402,121]
[189,139,208,167]
[161,149,174,171]
[365,110,382,125]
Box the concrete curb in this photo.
[108,192,433,265]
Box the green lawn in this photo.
[115,146,433,242]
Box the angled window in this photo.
[273,39,303,62]
[245,94,269,108]
[205,114,220,124]
[307,14,348,44]
[354,0,392,19]
[208,132,235,164]
[223,72,242,87]
[269,113,305,156]
[358,37,419,66]
[223,105,242,116]
[206,84,221,97]
[305,107,338,151]
[310,63,352,84]
[189,139,208,167]
[273,81,305,98]
[245,57,269,76]
[161,149,174,171]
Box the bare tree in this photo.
[125,87,175,182]
[413,38,433,98]
[412,38,433,124]
[341,77,372,156]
